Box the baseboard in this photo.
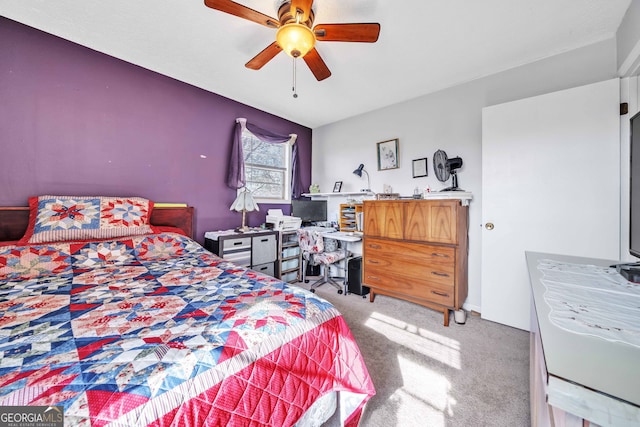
[463,302,481,315]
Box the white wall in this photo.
[312,38,618,313]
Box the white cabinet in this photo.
[205,230,278,277]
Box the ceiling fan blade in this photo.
[245,42,282,70]
[290,0,313,22]
[204,0,279,28]
[314,23,380,42]
[303,48,331,81]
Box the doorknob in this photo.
[485,222,495,230]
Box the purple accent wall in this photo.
[0,17,312,243]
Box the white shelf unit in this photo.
[301,192,374,227]
[301,191,374,198]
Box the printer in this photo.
[266,209,302,231]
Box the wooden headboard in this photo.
[0,206,195,242]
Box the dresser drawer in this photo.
[253,261,275,277]
[364,239,454,286]
[224,250,251,266]
[252,234,277,265]
[363,266,454,306]
[223,237,252,252]
[364,256,454,287]
[364,238,454,267]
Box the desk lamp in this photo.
[230,188,259,232]
[353,164,371,192]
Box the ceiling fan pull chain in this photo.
[292,57,298,98]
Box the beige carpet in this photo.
[307,283,530,427]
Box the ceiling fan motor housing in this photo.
[278,1,315,27]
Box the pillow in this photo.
[20,196,154,244]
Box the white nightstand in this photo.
[204,229,278,277]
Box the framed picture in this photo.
[333,181,343,192]
[377,138,399,171]
[412,158,428,178]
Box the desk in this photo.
[321,231,362,295]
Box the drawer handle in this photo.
[260,238,269,242]
[366,276,380,281]
[368,259,380,264]
[233,241,243,246]
[431,290,449,297]
[368,244,382,249]
[432,253,450,258]
[431,271,450,277]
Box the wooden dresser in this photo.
[362,199,469,326]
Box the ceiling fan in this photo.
[204,0,381,81]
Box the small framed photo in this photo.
[412,158,428,178]
[377,138,399,171]
[333,181,343,192]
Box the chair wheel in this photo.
[304,280,309,283]
[310,289,316,293]
[362,295,366,299]
[337,290,343,294]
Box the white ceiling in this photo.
[0,0,632,128]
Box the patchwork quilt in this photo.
[0,233,374,426]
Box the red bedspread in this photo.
[0,232,374,426]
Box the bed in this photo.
[0,196,375,426]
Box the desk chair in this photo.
[297,228,346,294]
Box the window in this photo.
[241,129,292,203]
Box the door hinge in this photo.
[621,102,629,115]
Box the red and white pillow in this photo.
[19,195,154,244]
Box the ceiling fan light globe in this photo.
[276,23,315,58]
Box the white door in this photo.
[481,79,621,331]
